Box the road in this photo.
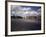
[11,19,41,31]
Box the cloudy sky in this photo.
[11,5,41,16]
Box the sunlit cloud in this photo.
[11,6,41,16]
